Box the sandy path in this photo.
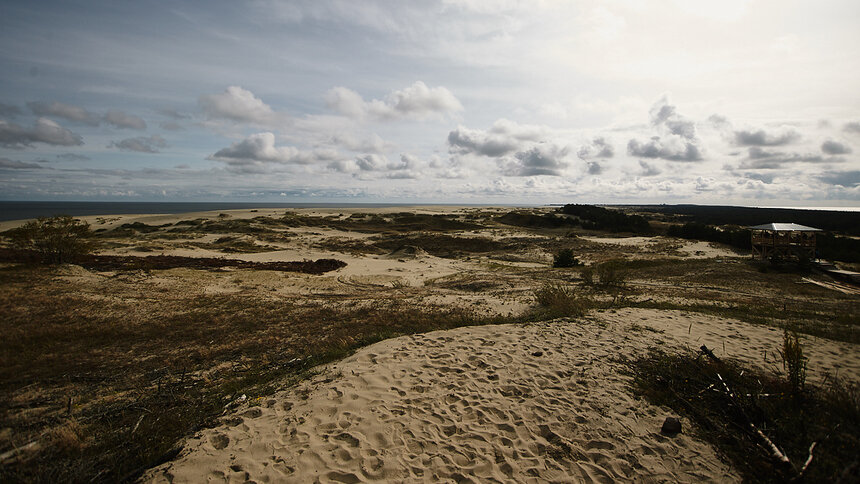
[144,313,749,483]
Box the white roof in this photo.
[748,223,821,231]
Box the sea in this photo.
[0,201,432,222]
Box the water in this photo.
[0,201,427,222]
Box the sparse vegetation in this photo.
[533,283,589,318]
[781,328,808,393]
[627,348,860,482]
[4,215,95,264]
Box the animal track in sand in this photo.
[144,310,857,483]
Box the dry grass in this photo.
[627,348,860,482]
[1,207,856,482]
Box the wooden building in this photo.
[748,223,821,261]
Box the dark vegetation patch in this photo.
[558,204,652,233]
[637,205,860,235]
[370,234,511,258]
[0,249,345,274]
[497,205,651,234]
[280,212,484,233]
[626,348,860,483]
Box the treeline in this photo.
[666,223,751,250]
[637,205,860,235]
[497,205,651,234]
[558,204,651,233]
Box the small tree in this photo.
[553,248,582,268]
[7,215,94,264]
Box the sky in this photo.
[1,0,859,206]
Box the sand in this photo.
[145,308,860,483]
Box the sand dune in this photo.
[142,311,775,483]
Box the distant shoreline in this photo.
[0,201,503,222]
[0,200,857,223]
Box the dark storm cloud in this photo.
[0,157,45,169]
[104,110,147,129]
[733,127,800,146]
[109,135,167,153]
[503,145,569,176]
[821,140,852,155]
[27,101,101,125]
[843,122,860,134]
[0,102,23,117]
[818,170,860,187]
[0,118,83,148]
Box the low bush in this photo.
[533,283,589,318]
[552,248,582,268]
[4,215,94,264]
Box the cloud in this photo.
[821,140,852,155]
[156,108,190,120]
[0,157,45,169]
[57,153,91,161]
[325,81,463,120]
[109,135,167,153]
[0,102,23,118]
[638,160,661,176]
[354,154,388,171]
[27,101,101,126]
[329,132,392,153]
[843,122,860,134]
[199,86,285,126]
[448,119,545,157]
[104,110,147,129]
[159,121,185,131]
[627,136,702,161]
[733,127,800,146]
[209,132,341,171]
[738,147,833,169]
[503,144,569,176]
[586,162,602,174]
[626,96,704,162]
[577,137,614,159]
[818,170,860,187]
[0,118,83,148]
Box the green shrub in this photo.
[552,248,581,268]
[6,215,94,264]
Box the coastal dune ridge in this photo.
[1,204,857,483]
